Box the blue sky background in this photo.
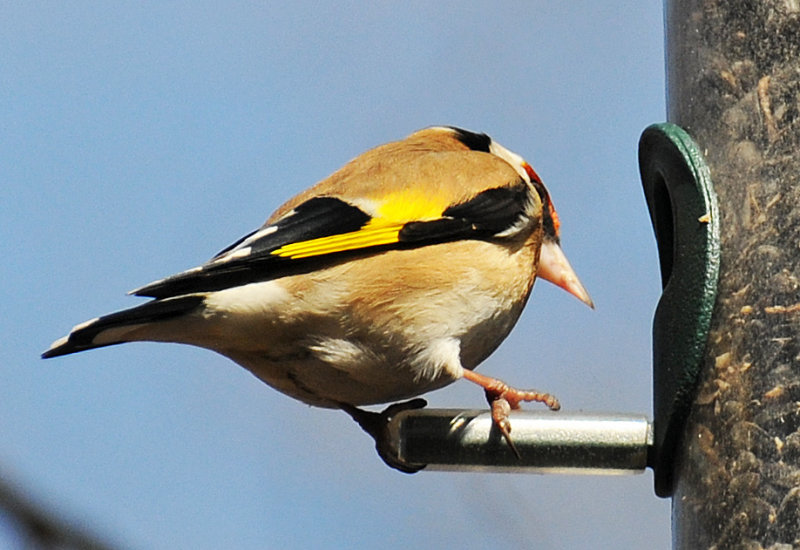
[2,3,669,548]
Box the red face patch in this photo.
[522,161,542,184]
[548,201,561,236]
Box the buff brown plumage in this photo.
[43,126,592,456]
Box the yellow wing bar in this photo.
[272,190,452,260]
[271,222,404,259]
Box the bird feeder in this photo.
[356,124,719,491]
[666,0,800,547]
[358,3,800,547]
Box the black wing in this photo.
[133,183,534,299]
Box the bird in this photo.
[43,126,593,461]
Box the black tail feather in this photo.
[42,295,204,358]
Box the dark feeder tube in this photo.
[666,1,800,547]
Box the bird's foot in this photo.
[340,398,428,473]
[461,369,560,458]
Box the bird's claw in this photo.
[489,396,521,458]
[477,375,561,458]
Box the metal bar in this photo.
[388,409,652,474]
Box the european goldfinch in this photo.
[43,126,592,456]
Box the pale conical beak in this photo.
[538,240,594,308]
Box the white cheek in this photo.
[489,140,531,182]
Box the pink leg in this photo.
[461,369,560,457]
